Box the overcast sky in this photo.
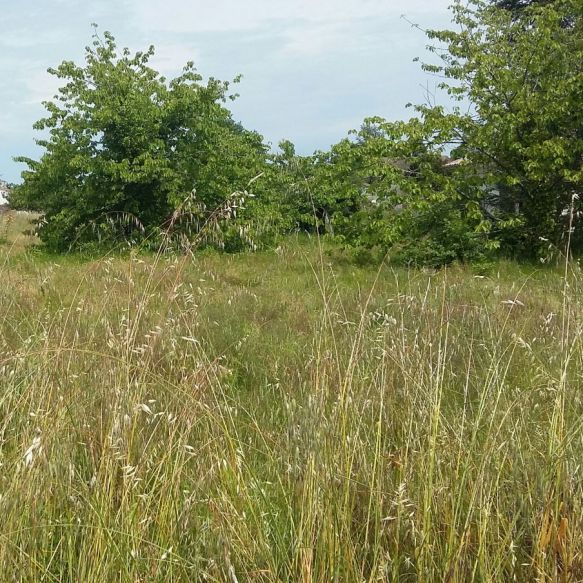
[0,0,453,183]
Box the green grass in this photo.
[0,215,582,581]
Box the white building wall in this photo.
[0,182,10,205]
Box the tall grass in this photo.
[0,217,582,580]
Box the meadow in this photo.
[0,212,582,581]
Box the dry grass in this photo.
[0,210,38,250]
[0,217,582,581]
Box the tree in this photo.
[493,0,554,11]
[260,140,317,234]
[13,28,267,251]
[321,0,581,264]
[419,0,583,258]
[256,139,364,237]
[317,115,491,266]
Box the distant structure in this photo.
[0,180,10,207]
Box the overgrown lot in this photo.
[1,216,582,581]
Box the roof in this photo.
[442,158,467,168]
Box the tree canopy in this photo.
[323,0,582,263]
[13,28,267,251]
[423,0,583,258]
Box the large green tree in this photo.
[432,0,581,257]
[311,115,490,266]
[319,0,581,264]
[14,29,267,251]
[414,0,583,259]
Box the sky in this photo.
[0,0,454,184]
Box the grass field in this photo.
[1,213,582,581]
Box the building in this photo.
[0,180,10,206]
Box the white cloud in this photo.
[0,29,64,49]
[280,21,351,57]
[131,0,452,34]
[23,70,63,105]
[147,44,202,76]
[0,111,21,138]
